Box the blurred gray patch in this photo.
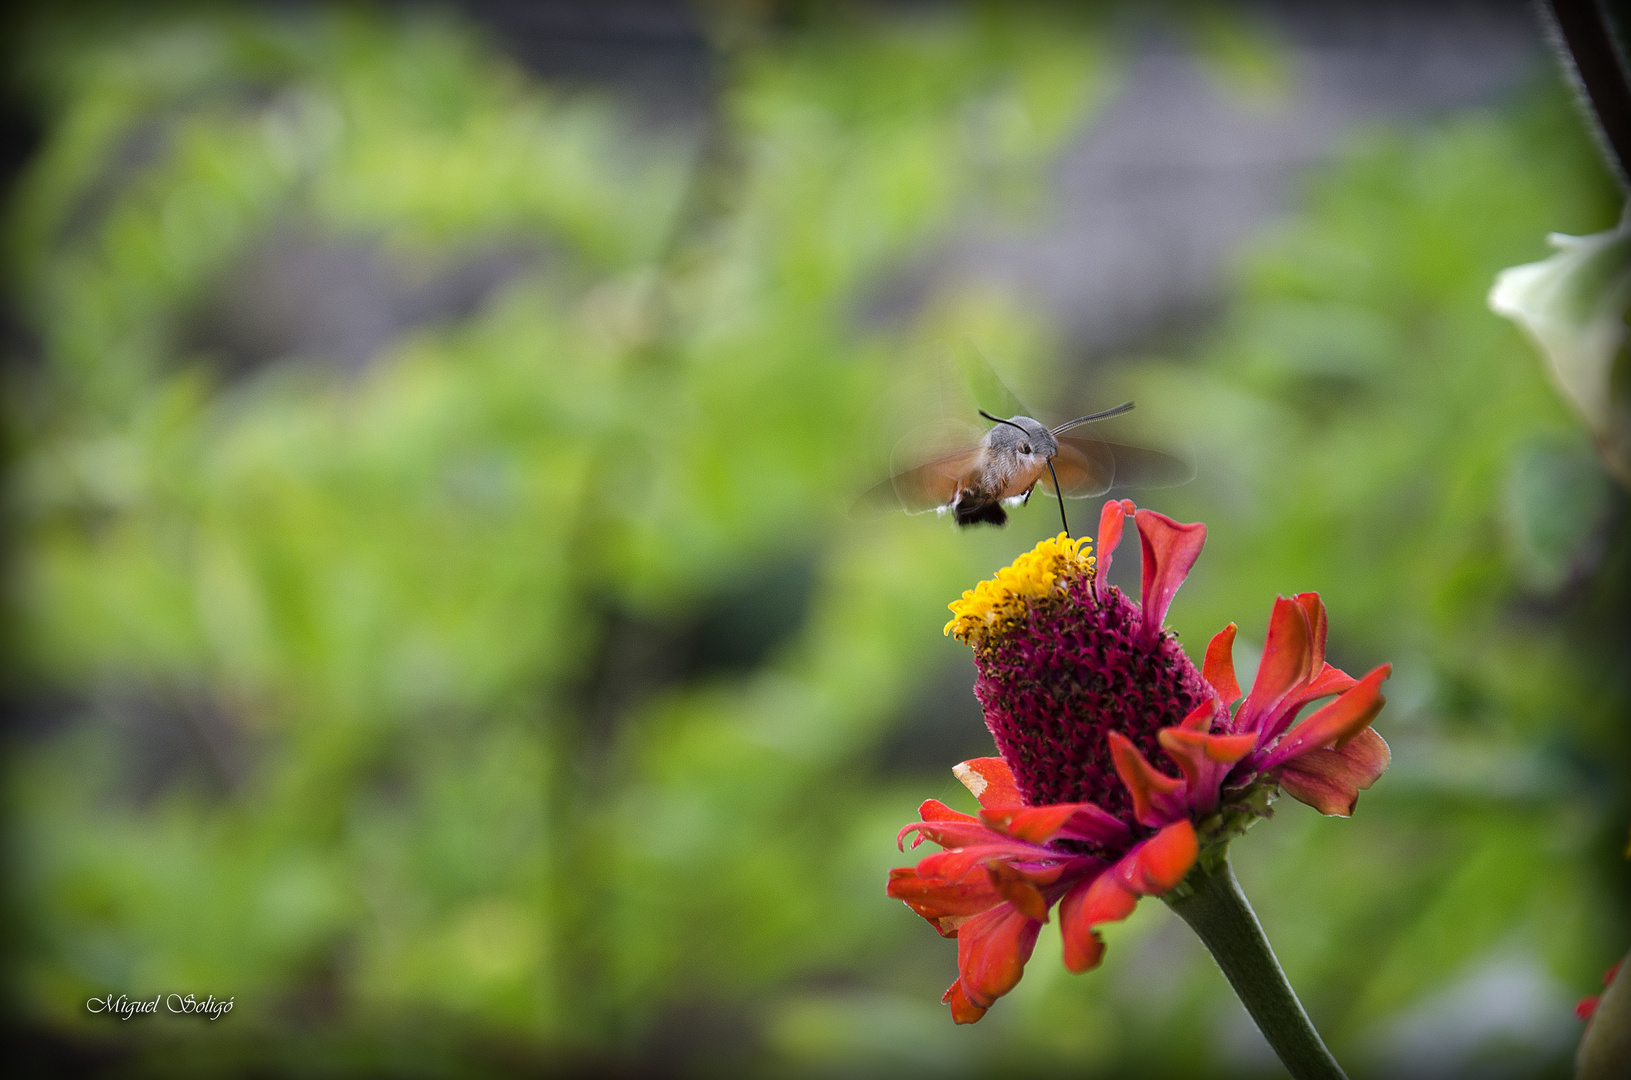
[1366,952,1578,1079]
[865,1,1538,361]
[182,219,541,376]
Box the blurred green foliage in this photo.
[1,3,1626,1078]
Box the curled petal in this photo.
[957,903,1042,1010]
[1204,623,1242,706]
[943,979,988,1024]
[1059,908,1106,973]
[1301,662,1359,700]
[986,861,1051,922]
[899,800,979,849]
[888,866,1004,931]
[1237,595,1367,746]
[898,819,1050,857]
[1287,662,1360,711]
[1058,872,1134,973]
[1158,726,1256,813]
[1295,592,1328,670]
[1258,662,1362,747]
[1117,819,1199,895]
[1057,821,1196,973]
[1159,727,1256,771]
[1108,731,1185,827]
[920,799,980,825]
[1260,664,1391,771]
[889,864,1000,909]
[1236,596,1314,735]
[1093,499,1135,599]
[1279,727,1391,816]
[981,802,1087,845]
[912,840,1076,882]
[914,844,1029,883]
[1178,698,1218,733]
[1133,509,1207,642]
[953,757,1024,812]
[1059,804,1134,849]
[898,818,979,851]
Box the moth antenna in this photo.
[1050,401,1135,435]
[978,409,1031,435]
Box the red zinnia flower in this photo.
[889,500,1391,1023]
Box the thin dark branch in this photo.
[1547,0,1631,187]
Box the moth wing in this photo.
[854,419,984,516]
[855,449,981,515]
[1055,434,1195,492]
[1039,438,1114,498]
[953,338,1033,419]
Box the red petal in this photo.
[1108,731,1185,827]
[898,818,1021,853]
[889,864,998,905]
[1093,499,1135,598]
[1118,819,1198,895]
[957,903,1042,1009]
[1059,908,1106,973]
[986,861,1051,922]
[1177,699,1217,733]
[1160,727,1256,769]
[1058,803,1134,848]
[888,866,1004,922]
[1158,727,1257,813]
[1258,662,1362,747]
[1204,623,1241,705]
[914,842,1051,882]
[1280,662,1360,718]
[1133,509,1207,641]
[982,802,1084,844]
[953,758,1024,812]
[1578,995,1601,1022]
[1294,593,1328,669]
[1058,872,1134,973]
[1260,664,1390,771]
[912,845,1005,882]
[1302,662,1357,699]
[1278,728,1391,816]
[1056,821,1197,974]
[919,799,980,825]
[943,979,988,1024]
[1236,596,1314,735]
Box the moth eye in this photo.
[1020,444,1032,455]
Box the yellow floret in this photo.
[944,533,1095,648]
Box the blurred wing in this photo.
[954,339,1033,419]
[855,448,981,515]
[1056,435,1195,492]
[1039,438,1114,498]
[853,419,983,516]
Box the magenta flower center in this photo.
[971,575,1210,821]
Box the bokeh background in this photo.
[2,2,1627,1077]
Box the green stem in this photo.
[1165,857,1347,1080]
